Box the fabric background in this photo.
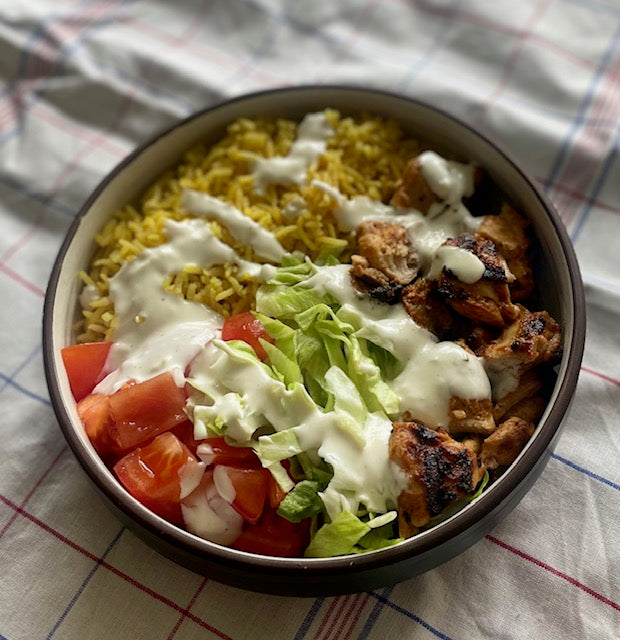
[1,1,619,638]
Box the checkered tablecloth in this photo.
[1,1,619,638]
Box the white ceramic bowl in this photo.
[43,86,585,596]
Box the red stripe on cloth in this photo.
[477,0,553,119]
[0,493,233,639]
[549,50,620,227]
[392,0,620,81]
[0,446,67,541]
[124,18,287,84]
[536,176,620,216]
[166,578,209,640]
[311,596,344,639]
[0,0,119,130]
[486,535,620,613]
[581,365,620,388]
[317,594,354,640]
[336,592,369,640]
[312,0,384,84]
[29,101,128,157]
[0,263,46,297]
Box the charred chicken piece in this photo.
[480,416,536,470]
[478,203,534,302]
[390,157,439,213]
[389,421,486,538]
[350,220,419,303]
[436,233,519,327]
[401,278,455,339]
[482,306,562,377]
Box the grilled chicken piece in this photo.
[389,421,486,537]
[482,306,562,377]
[479,203,534,302]
[436,233,519,327]
[448,397,496,435]
[478,203,529,259]
[390,157,439,213]
[401,278,455,339]
[351,220,419,302]
[504,395,546,424]
[491,368,543,423]
[480,416,535,470]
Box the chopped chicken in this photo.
[436,233,519,327]
[491,368,543,422]
[478,203,529,259]
[390,157,439,213]
[350,220,419,303]
[482,306,562,376]
[401,278,455,339]
[480,416,536,470]
[479,203,534,302]
[389,421,486,537]
[448,397,496,435]
[504,395,546,424]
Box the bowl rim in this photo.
[43,84,586,577]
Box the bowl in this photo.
[43,85,586,596]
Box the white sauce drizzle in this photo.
[428,245,486,284]
[303,265,491,427]
[85,122,504,535]
[95,218,276,394]
[252,112,333,194]
[183,189,286,262]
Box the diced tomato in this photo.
[77,393,125,461]
[61,342,112,401]
[232,510,311,557]
[171,421,201,456]
[267,473,288,509]
[196,437,261,468]
[221,312,274,361]
[218,466,269,524]
[109,372,187,450]
[113,432,201,524]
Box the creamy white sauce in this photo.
[79,284,99,310]
[252,112,333,194]
[183,189,286,262]
[428,245,486,284]
[96,217,276,393]
[304,265,491,427]
[313,177,481,276]
[417,150,475,204]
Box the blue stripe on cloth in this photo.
[396,0,463,92]
[542,20,620,193]
[0,345,43,396]
[0,371,51,406]
[0,0,134,149]
[357,587,393,640]
[570,122,620,243]
[0,174,76,218]
[367,591,455,640]
[45,527,125,639]
[293,597,325,640]
[552,453,620,492]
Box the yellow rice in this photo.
[77,109,420,343]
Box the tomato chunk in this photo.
[196,437,261,468]
[113,432,200,524]
[221,312,274,361]
[77,393,124,460]
[109,372,187,449]
[267,474,288,509]
[232,510,310,557]
[218,466,269,524]
[61,342,112,401]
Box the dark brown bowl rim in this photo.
[43,84,586,579]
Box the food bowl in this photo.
[43,86,585,596]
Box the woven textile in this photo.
[1,1,619,638]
